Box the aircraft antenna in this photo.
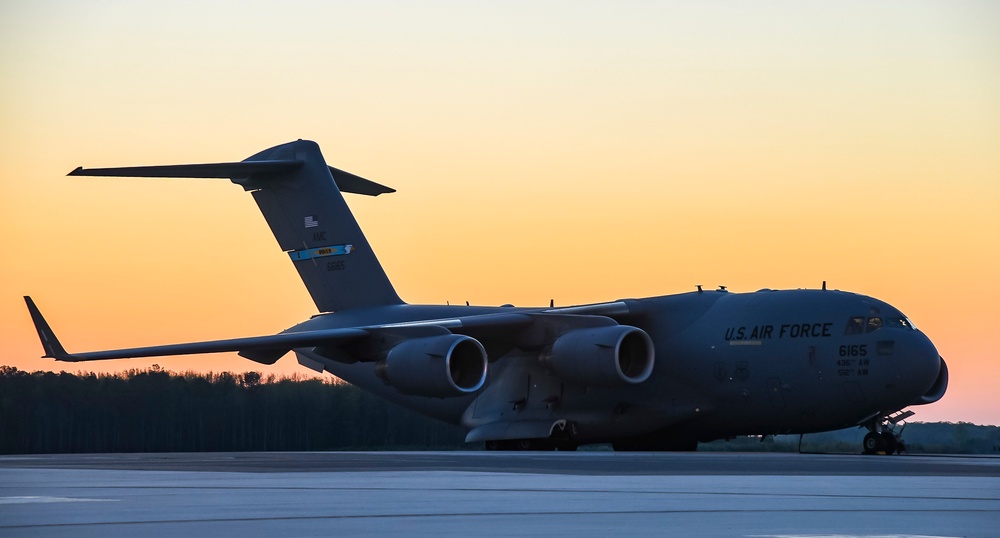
[822,281,827,290]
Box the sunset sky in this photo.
[2,2,997,425]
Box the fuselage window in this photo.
[866,317,883,333]
[845,317,865,335]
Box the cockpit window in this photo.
[885,317,916,330]
[847,314,915,335]
[845,317,865,335]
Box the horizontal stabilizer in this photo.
[68,161,302,179]
[329,166,396,196]
[69,161,394,196]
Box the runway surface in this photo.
[2,452,998,537]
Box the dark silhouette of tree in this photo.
[0,366,467,454]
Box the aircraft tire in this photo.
[612,434,698,452]
[555,440,579,452]
[485,439,558,451]
[880,432,897,455]
[515,439,535,450]
[519,438,556,451]
[863,432,885,454]
[484,439,512,451]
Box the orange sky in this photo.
[2,2,998,425]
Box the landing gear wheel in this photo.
[863,432,886,454]
[515,438,535,450]
[880,432,897,455]
[485,439,519,451]
[555,441,579,452]
[862,410,913,455]
[484,439,558,451]
[612,433,698,452]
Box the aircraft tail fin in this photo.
[69,140,403,312]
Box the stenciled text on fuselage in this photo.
[724,322,833,341]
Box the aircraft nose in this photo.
[898,331,946,406]
[915,355,948,404]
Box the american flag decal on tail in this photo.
[304,215,319,228]
[288,244,355,261]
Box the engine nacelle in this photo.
[541,325,654,387]
[377,334,488,398]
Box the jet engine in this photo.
[541,325,654,387]
[376,334,488,397]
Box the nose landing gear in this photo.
[862,410,912,455]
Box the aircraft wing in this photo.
[24,296,369,364]
[23,297,531,365]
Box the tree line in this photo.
[2,366,997,454]
[0,366,467,454]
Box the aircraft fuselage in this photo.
[294,287,946,446]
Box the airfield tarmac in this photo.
[1,452,998,537]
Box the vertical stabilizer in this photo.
[235,140,403,312]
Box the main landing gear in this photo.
[483,422,579,451]
[862,410,913,455]
[483,438,578,451]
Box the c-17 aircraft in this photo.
[25,139,948,454]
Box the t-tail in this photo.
[69,140,403,312]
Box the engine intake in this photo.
[542,325,654,387]
[377,334,488,398]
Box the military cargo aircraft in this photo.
[25,140,948,453]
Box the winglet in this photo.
[23,297,73,361]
